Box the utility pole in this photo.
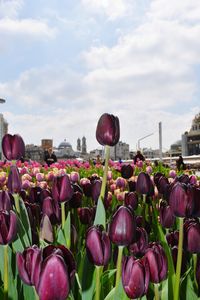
[159,121,162,161]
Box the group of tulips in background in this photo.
[0,113,200,299]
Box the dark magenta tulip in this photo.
[121,164,134,179]
[191,187,200,217]
[77,207,96,225]
[166,231,179,247]
[153,172,164,186]
[184,219,200,253]
[16,245,42,286]
[69,184,83,208]
[80,178,92,197]
[109,206,136,246]
[159,200,175,228]
[145,242,168,283]
[91,180,102,203]
[7,165,22,194]
[136,172,152,195]
[96,113,120,146]
[52,175,73,203]
[122,256,150,299]
[42,196,60,225]
[175,174,189,184]
[0,210,17,244]
[0,191,12,211]
[86,225,111,266]
[2,133,25,161]
[169,182,193,217]
[37,245,76,300]
[124,192,138,211]
[129,227,148,256]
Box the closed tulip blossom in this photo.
[0,191,12,211]
[159,200,175,228]
[0,210,17,245]
[37,245,76,300]
[52,175,73,203]
[69,184,83,208]
[145,243,168,283]
[184,219,200,253]
[7,165,22,194]
[122,256,150,299]
[42,196,60,225]
[16,245,42,286]
[2,133,25,161]
[86,225,111,266]
[125,192,138,211]
[116,177,126,189]
[96,113,120,146]
[91,180,102,203]
[169,182,193,217]
[121,164,134,179]
[109,206,136,246]
[136,172,152,195]
[129,227,148,257]
[78,207,95,225]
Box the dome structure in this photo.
[58,139,72,149]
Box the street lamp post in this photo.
[0,98,6,104]
[0,98,6,160]
[137,133,154,151]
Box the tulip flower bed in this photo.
[0,114,200,300]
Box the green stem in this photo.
[3,245,8,300]
[34,287,39,300]
[99,145,110,201]
[193,253,198,291]
[95,266,101,300]
[14,193,20,214]
[174,217,184,300]
[61,202,66,229]
[115,246,124,290]
[154,283,160,300]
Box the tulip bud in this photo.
[124,192,138,211]
[169,182,193,217]
[91,180,102,203]
[159,200,175,228]
[96,113,120,146]
[189,175,197,185]
[69,184,83,208]
[169,170,176,179]
[184,219,200,253]
[77,207,95,225]
[2,133,25,161]
[122,256,150,299]
[37,245,76,300]
[0,191,12,211]
[129,227,148,256]
[121,164,133,179]
[16,245,42,286]
[136,172,151,195]
[42,196,60,225]
[0,210,17,244]
[146,166,153,174]
[7,165,22,194]
[175,174,189,184]
[145,242,168,283]
[70,171,80,183]
[52,175,73,203]
[80,178,92,197]
[109,206,136,246]
[115,177,126,189]
[86,225,111,266]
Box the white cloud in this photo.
[0,0,23,18]
[0,18,57,38]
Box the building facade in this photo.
[41,139,53,150]
[0,114,8,160]
[110,141,130,160]
[182,113,200,156]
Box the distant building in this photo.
[182,113,200,156]
[0,114,8,160]
[26,144,44,162]
[82,136,87,154]
[55,139,77,158]
[170,140,182,157]
[41,139,53,150]
[110,141,130,160]
[77,138,81,152]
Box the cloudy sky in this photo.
[0,0,200,152]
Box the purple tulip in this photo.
[184,219,200,253]
[116,177,126,189]
[16,245,42,286]
[145,243,168,283]
[96,113,120,146]
[91,180,102,203]
[0,191,12,211]
[129,227,148,256]
[2,133,25,161]
[166,231,179,247]
[153,172,164,186]
[121,164,133,179]
[42,196,60,225]
[191,187,200,217]
[124,192,138,211]
[157,176,170,196]
[7,165,22,194]
[0,210,17,244]
[169,182,193,217]
[109,206,136,246]
[37,245,76,300]
[86,225,111,266]
[52,175,73,203]
[78,207,96,225]
[122,256,150,299]
[136,172,152,195]
[159,200,175,228]
[80,178,92,197]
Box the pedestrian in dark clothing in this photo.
[176,155,185,171]
[134,151,145,164]
[44,149,57,166]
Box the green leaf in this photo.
[82,255,95,300]
[185,274,198,300]
[23,284,36,300]
[101,269,116,284]
[57,228,66,245]
[114,279,129,300]
[63,212,71,249]
[93,197,106,228]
